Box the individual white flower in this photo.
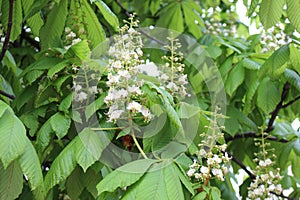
[213,154,222,164]
[127,101,142,113]
[112,60,123,69]
[71,38,82,46]
[88,86,98,94]
[108,110,124,122]
[118,70,131,79]
[136,48,143,56]
[265,158,272,166]
[128,85,142,95]
[74,84,82,92]
[207,157,214,165]
[141,107,151,120]
[160,74,169,81]
[76,91,87,102]
[220,144,227,151]
[166,82,179,91]
[200,166,209,174]
[187,168,196,177]
[116,89,128,99]
[199,149,207,157]
[261,174,269,181]
[107,74,120,86]
[194,173,201,179]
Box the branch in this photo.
[226,151,256,180]
[0,90,15,99]
[0,0,14,62]
[265,83,290,133]
[21,30,40,50]
[282,95,300,108]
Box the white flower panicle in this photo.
[159,36,189,99]
[104,14,152,123]
[187,107,230,183]
[247,132,283,200]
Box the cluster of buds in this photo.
[202,7,237,37]
[104,14,151,123]
[159,36,189,100]
[247,131,283,199]
[260,22,292,53]
[64,27,82,49]
[187,107,230,183]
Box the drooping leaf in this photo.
[97,159,158,197]
[0,161,23,200]
[284,68,300,92]
[94,0,119,31]
[225,63,245,96]
[287,0,300,33]
[259,0,284,29]
[39,0,68,49]
[290,44,300,74]
[0,101,27,168]
[257,78,281,114]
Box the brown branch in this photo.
[0,90,15,99]
[265,83,290,133]
[282,95,300,108]
[0,0,14,62]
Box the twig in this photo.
[270,191,296,200]
[265,83,290,133]
[282,95,300,108]
[0,0,14,62]
[0,90,15,99]
[226,151,256,180]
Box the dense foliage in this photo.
[0,0,300,199]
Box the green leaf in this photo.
[39,0,68,49]
[76,128,109,172]
[21,0,43,36]
[1,0,23,41]
[193,192,207,200]
[85,93,105,121]
[177,102,201,119]
[65,40,90,61]
[244,79,259,114]
[290,44,300,74]
[47,59,73,78]
[17,140,45,198]
[97,159,158,197]
[0,161,23,200]
[242,58,261,70]
[81,0,106,49]
[94,0,119,32]
[287,0,300,33]
[225,63,245,96]
[284,68,300,92]
[116,127,131,139]
[247,0,259,17]
[259,45,290,78]
[0,101,27,168]
[210,187,221,200]
[157,3,184,33]
[122,161,184,200]
[182,2,203,39]
[257,78,281,114]
[259,0,284,29]
[36,113,71,151]
[59,92,74,113]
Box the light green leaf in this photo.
[17,140,45,198]
[259,0,284,29]
[287,0,300,33]
[290,44,300,74]
[94,0,119,31]
[76,128,109,172]
[257,78,281,114]
[65,40,90,61]
[97,159,158,197]
[47,59,73,78]
[193,192,207,200]
[85,92,106,121]
[225,63,245,96]
[242,58,261,70]
[247,0,259,17]
[0,101,27,168]
[0,161,23,200]
[259,45,290,78]
[284,68,300,92]
[59,92,74,113]
[39,0,68,49]
[210,187,221,200]
[177,102,201,119]
[81,0,106,49]
[182,3,203,39]
[244,79,259,114]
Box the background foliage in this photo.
[0,0,300,199]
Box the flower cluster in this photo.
[158,36,189,99]
[260,22,292,53]
[187,107,230,183]
[247,131,283,200]
[202,7,237,37]
[104,14,151,123]
[64,27,82,49]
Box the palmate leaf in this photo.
[97,159,158,198]
[259,0,284,29]
[122,161,185,200]
[39,0,68,49]
[0,161,23,200]
[0,101,27,168]
[287,0,300,33]
[45,128,107,193]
